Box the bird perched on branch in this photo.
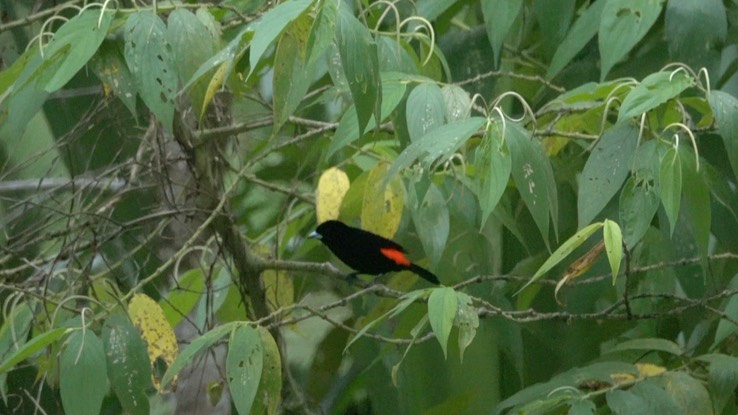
[309,220,440,285]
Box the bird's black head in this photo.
[309,220,348,242]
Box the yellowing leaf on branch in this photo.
[316,167,350,223]
[129,293,178,391]
[554,240,605,304]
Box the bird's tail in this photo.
[409,263,440,285]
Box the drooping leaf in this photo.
[103,315,151,415]
[361,161,405,238]
[60,331,109,415]
[43,10,114,92]
[603,219,623,284]
[248,0,313,78]
[476,122,511,229]
[455,292,479,363]
[665,0,727,68]
[335,3,381,135]
[659,147,682,236]
[578,122,638,228]
[328,76,407,157]
[618,71,694,121]
[226,325,262,415]
[406,83,446,142]
[250,327,282,415]
[273,13,314,131]
[411,184,449,268]
[481,0,523,65]
[708,90,738,183]
[124,11,177,130]
[547,0,607,79]
[316,167,350,223]
[507,123,559,248]
[599,0,664,80]
[428,287,458,359]
[129,293,179,390]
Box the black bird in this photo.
[309,220,440,284]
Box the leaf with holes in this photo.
[124,11,177,130]
[227,325,262,415]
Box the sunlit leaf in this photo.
[316,167,350,223]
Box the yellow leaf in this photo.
[199,61,229,120]
[129,293,179,391]
[361,162,404,238]
[610,372,636,385]
[636,362,666,377]
[316,167,350,223]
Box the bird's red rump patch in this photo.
[380,247,410,266]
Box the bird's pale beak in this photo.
[308,231,321,239]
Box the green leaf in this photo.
[659,148,682,236]
[708,90,738,183]
[167,8,217,111]
[344,289,427,353]
[662,372,713,415]
[619,175,660,249]
[43,10,113,92]
[665,0,727,68]
[712,292,738,349]
[603,219,623,284]
[336,4,381,136]
[248,0,312,78]
[507,123,559,248]
[698,354,738,413]
[251,327,281,415]
[679,146,710,258]
[103,315,151,415]
[306,0,338,69]
[0,327,71,373]
[60,331,109,415]
[412,184,449,269]
[406,83,446,142]
[607,390,650,415]
[328,76,406,157]
[161,322,238,388]
[568,399,597,415]
[618,71,694,121]
[519,222,603,293]
[273,14,314,131]
[124,11,177,130]
[415,0,457,21]
[387,117,486,181]
[578,122,638,228]
[476,123,511,229]
[607,338,682,355]
[547,0,606,79]
[227,325,263,415]
[455,292,479,364]
[441,84,471,122]
[160,268,205,327]
[428,287,458,359]
[91,40,137,115]
[599,0,664,80]
[0,302,33,401]
[481,0,523,65]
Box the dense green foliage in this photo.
[1,0,738,414]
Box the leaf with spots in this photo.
[362,162,405,239]
[129,293,178,390]
[60,331,109,415]
[124,11,177,130]
[103,315,151,415]
[227,324,263,415]
[316,167,350,223]
[250,327,282,415]
[578,122,638,228]
[406,83,445,142]
[507,123,559,249]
